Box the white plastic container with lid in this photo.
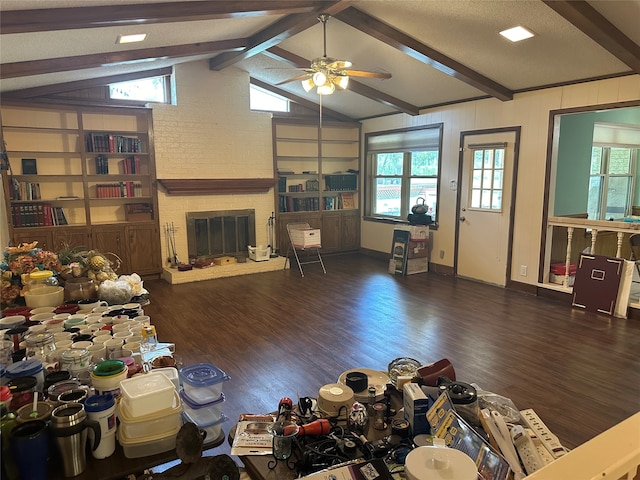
[5,359,45,392]
[118,390,182,439]
[179,389,225,426]
[28,270,58,288]
[182,411,228,443]
[179,363,230,404]
[117,424,180,459]
[119,370,176,417]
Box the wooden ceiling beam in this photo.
[0,1,332,34]
[208,1,350,71]
[542,0,640,73]
[0,39,246,80]
[335,7,513,102]
[264,46,420,116]
[2,68,173,100]
[250,78,355,123]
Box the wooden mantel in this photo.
[157,178,278,195]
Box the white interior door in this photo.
[457,131,517,286]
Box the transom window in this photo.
[109,76,169,103]
[250,84,289,112]
[469,147,505,211]
[366,125,442,222]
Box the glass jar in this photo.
[28,270,58,289]
[60,348,93,384]
[64,277,97,302]
[25,333,56,362]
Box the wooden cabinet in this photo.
[1,101,162,277]
[273,117,361,254]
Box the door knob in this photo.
[459,216,466,222]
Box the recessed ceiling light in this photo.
[499,26,534,42]
[116,33,147,44]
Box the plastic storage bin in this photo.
[153,367,180,391]
[179,363,230,404]
[118,391,182,439]
[119,371,176,417]
[182,410,228,442]
[180,390,225,425]
[118,424,180,459]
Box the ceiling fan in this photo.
[276,14,392,95]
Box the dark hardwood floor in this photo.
[143,253,640,464]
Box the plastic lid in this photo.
[85,393,115,413]
[6,359,43,378]
[8,376,37,393]
[179,363,230,388]
[92,360,126,377]
[182,410,228,429]
[29,270,53,280]
[179,389,225,409]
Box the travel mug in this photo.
[10,419,50,480]
[85,394,117,459]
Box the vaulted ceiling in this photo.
[1,0,639,121]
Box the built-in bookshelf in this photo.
[272,117,361,254]
[1,102,161,276]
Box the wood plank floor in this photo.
[143,253,640,464]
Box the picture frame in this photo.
[21,158,37,175]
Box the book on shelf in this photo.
[96,181,143,198]
[325,174,357,191]
[11,202,56,227]
[340,192,355,209]
[11,181,41,201]
[21,158,37,175]
[119,156,141,174]
[95,155,109,174]
[53,206,68,226]
[278,176,287,193]
[86,133,142,153]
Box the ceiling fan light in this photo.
[335,76,349,89]
[312,71,328,86]
[317,83,335,95]
[301,78,314,92]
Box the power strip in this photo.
[525,428,555,466]
[511,425,544,475]
[519,409,566,459]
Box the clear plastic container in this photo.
[182,411,228,443]
[179,363,230,404]
[118,424,180,459]
[29,270,58,288]
[118,391,182,439]
[179,389,225,426]
[119,371,175,417]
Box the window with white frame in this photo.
[366,125,442,222]
[250,84,289,112]
[587,146,637,220]
[109,76,169,103]
[469,146,505,211]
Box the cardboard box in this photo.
[406,257,428,275]
[403,382,431,435]
[407,239,428,259]
[289,228,321,248]
[396,225,430,240]
[213,256,236,266]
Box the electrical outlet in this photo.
[520,265,527,276]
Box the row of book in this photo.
[324,193,356,210]
[11,203,68,228]
[86,133,142,153]
[95,155,143,175]
[325,174,358,191]
[95,182,143,198]
[11,181,41,201]
[279,196,320,212]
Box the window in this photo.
[365,125,442,222]
[109,76,168,103]
[469,146,505,211]
[250,84,289,112]
[588,146,637,220]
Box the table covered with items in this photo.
[0,303,234,480]
[229,357,638,480]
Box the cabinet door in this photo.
[321,213,342,253]
[126,224,162,275]
[51,227,91,252]
[341,211,360,251]
[12,229,53,251]
[92,226,130,275]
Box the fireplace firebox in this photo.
[186,209,256,260]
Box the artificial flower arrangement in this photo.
[1,241,62,307]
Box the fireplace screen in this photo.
[187,209,256,260]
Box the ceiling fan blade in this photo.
[275,73,311,86]
[343,70,392,79]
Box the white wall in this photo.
[151,62,275,266]
[360,75,640,286]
